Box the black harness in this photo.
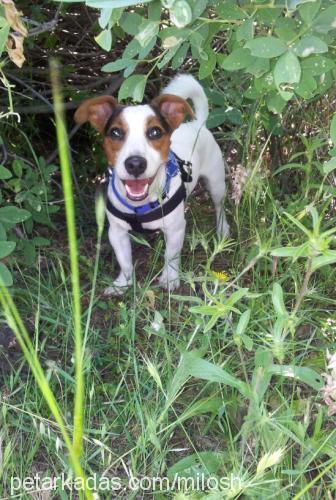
[106,153,193,234]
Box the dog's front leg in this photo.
[158,219,186,291]
[104,223,133,296]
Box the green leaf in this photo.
[236,18,254,41]
[12,159,23,177]
[267,94,287,114]
[199,50,216,80]
[323,157,336,175]
[102,58,134,73]
[0,241,16,259]
[313,5,336,33]
[118,74,147,102]
[245,57,270,77]
[293,36,328,58]
[245,37,287,58]
[220,48,254,71]
[301,55,335,76]
[294,71,317,99]
[120,12,143,36]
[299,0,321,25]
[183,351,249,396]
[98,7,112,29]
[312,250,336,271]
[241,333,253,351]
[0,206,31,224]
[94,29,112,51]
[0,25,10,56]
[272,283,287,317]
[206,107,243,128]
[0,166,12,180]
[170,0,192,28]
[214,1,245,20]
[167,451,222,480]
[172,42,189,70]
[330,115,336,146]
[0,262,12,286]
[274,51,301,89]
[271,245,308,258]
[135,20,159,47]
[236,309,251,337]
[268,364,323,391]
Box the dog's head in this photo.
[74,94,194,201]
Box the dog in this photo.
[74,74,229,294]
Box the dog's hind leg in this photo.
[202,154,229,239]
[104,224,133,296]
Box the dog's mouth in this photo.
[122,177,155,201]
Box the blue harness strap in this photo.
[108,150,180,215]
[106,150,192,233]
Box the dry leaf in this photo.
[6,32,25,67]
[0,0,27,67]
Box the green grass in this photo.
[1,95,336,499]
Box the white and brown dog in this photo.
[75,74,229,294]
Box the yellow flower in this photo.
[211,270,230,282]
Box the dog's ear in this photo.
[151,94,195,130]
[74,95,118,133]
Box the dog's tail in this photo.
[162,74,209,125]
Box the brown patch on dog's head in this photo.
[151,94,194,130]
[145,115,171,162]
[103,113,129,166]
[74,95,118,133]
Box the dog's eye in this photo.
[146,127,163,140]
[109,127,124,140]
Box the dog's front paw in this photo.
[158,270,180,291]
[104,273,132,296]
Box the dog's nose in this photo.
[125,156,147,177]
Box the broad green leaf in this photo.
[94,29,112,51]
[323,158,336,175]
[118,74,147,102]
[199,51,216,80]
[241,333,253,351]
[183,351,249,396]
[135,20,159,47]
[206,107,243,128]
[301,55,335,76]
[236,309,251,337]
[245,57,270,77]
[120,12,143,36]
[313,5,336,33]
[98,8,112,29]
[294,71,317,99]
[293,36,328,58]
[267,94,287,114]
[0,166,12,180]
[0,241,15,259]
[274,51,301,89]
[0,262,12,286]
[272,283,287,317]
[102,58,134,73]
[0,25,9,56]
[312,250,336,271]
[172,42,189,70]
[236,18,254,41]
[245,37,287,58]
[271,245,309,258]
[0,206,31,224]
[274,17,298,42]
[221,48,254,71]
[170,0,192,28]
[167,451,223,480]
[299,0,321,25]
[330,115,336,146]
[214,1,245,20]
[268,364,323,390]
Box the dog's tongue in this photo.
[124,178,149,200]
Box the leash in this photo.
[106,151,192,233]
